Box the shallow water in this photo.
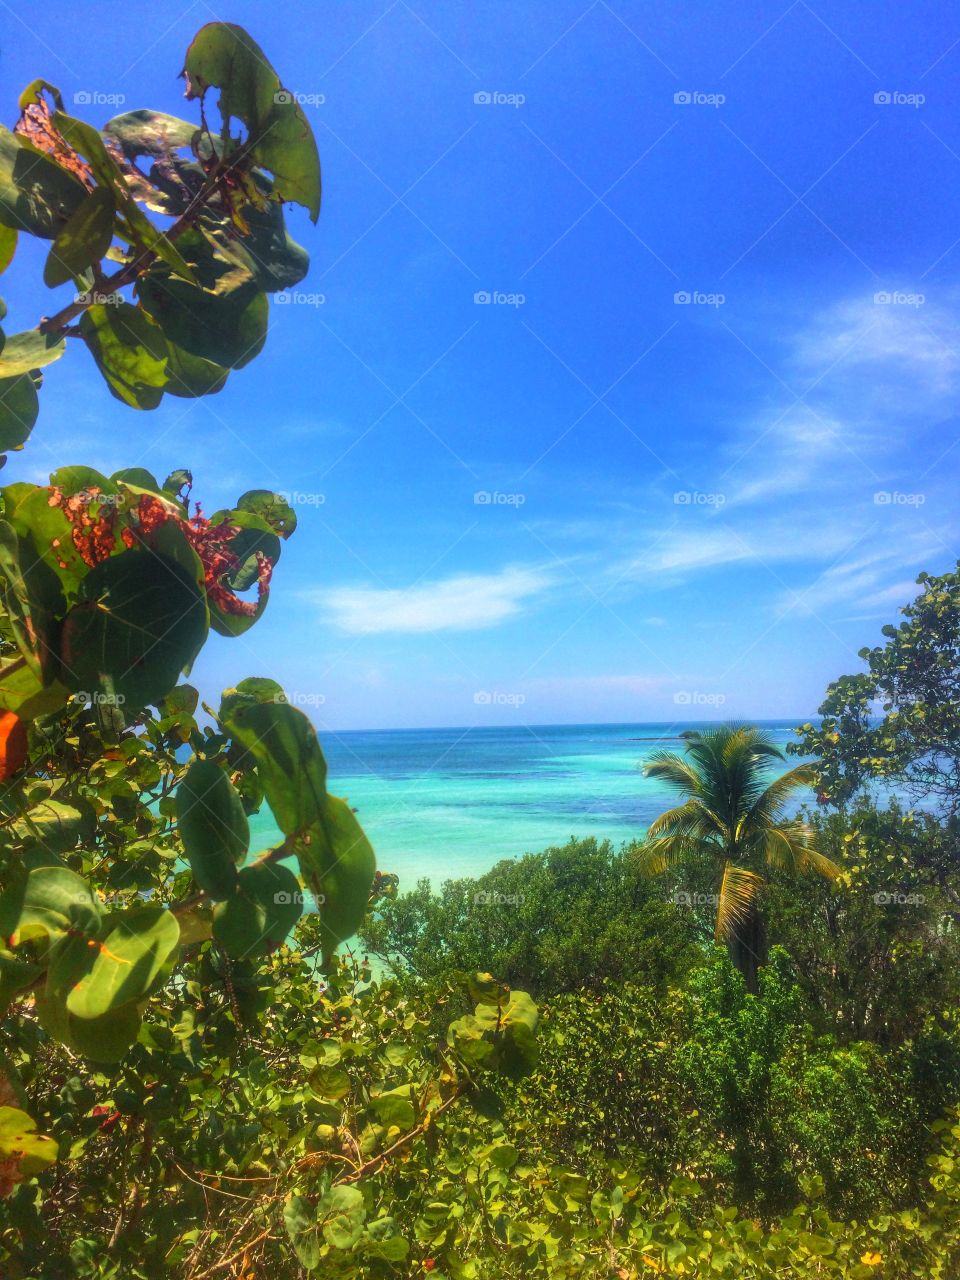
[248,721,807,890]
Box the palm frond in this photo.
[634,834,706,877]
[648,800,720,841]
[761,823,841,882]
[715,861,764,943]
[642,752,703,796]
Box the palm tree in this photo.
[638,724,839,992]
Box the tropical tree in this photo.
[638,725,840,991]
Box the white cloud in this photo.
[795,295,960,395]
[317,566,552,634]
[773,537,936,617]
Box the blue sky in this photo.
[4,1,960,728]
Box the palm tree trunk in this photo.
[728,904,767,994]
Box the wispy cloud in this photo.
[317,566,553,634]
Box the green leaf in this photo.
[43,186,116,287]
[0,518,65,677]
[79,302,168,409]
[284,1194,321,1271]
[182,23,321,220]
[212,860,302,958]
[176,759,248,899]
[369,1084,415,1129]
[220,697,327,836]
[0,226,16,274]
[207,508,281,593]
[103,109,198,160]
[0,374,39,451]
[138,231,268,371]
[36,990,142,1062]
[64,905,180,1020]
[0,1106,58,1177]
[0,125,87,239]
[53,110,196,284]
[0,865,100,947]
[319,1184,365,1249]
[164,343,229,398]
[0,950,41,1016]
[0,329,66,377]
[301,796,376,961]
[237,489,297,539]
[59,549,208,711]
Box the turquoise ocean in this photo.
[248,721,808,891]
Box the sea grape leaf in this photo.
[284,1194,321,1271]
[103,109,198,161]
[207,508,281,592]
[0,125,87,238]
[0,1106,58,1179]
[109,467,161,492]
[300,796,376,961]
[0,329,65,377]
[0,865,100,947]
[58,549,208,710]
[0,952,41,1017]
[79,302,168,409]
[64,905,180,1019]
[0,374,39,451]
[198,193,309,293]
[164,343,229,398]
[319,1184,365,1249]
[0,518,65,677]
[0,226,17,273]
[237,489,297,539]
[52,109,195,283]
[36,990,142,1062]
[181,22,321,220]
[0,661,67,719]
[138,229,268,370]
[43,186,116,287]
[176,759,248,899]
[220,697,326,836]
[212,860,302,958]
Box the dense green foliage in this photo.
[793,564,960,831]
[361,836,701,997]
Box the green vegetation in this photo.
[0,19,958,1280]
